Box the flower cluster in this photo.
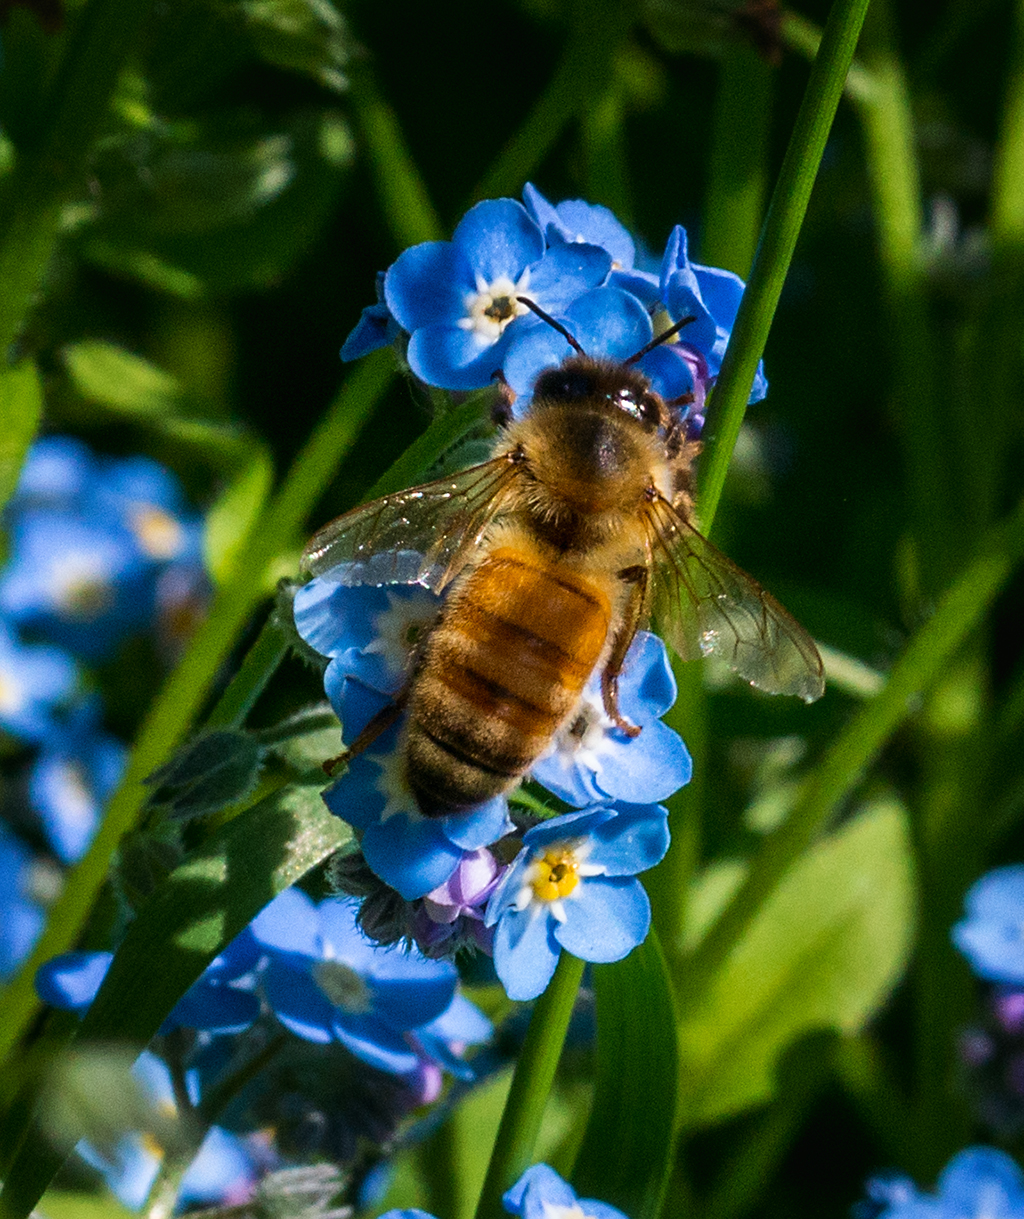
[283,187,766,1001]
[378,1163,627,1219]
[859,1147,1024,1219]
[344,182,766,432]
[0,437,208,978]
[952,867,1024,1133]
[293,572,681,1002]
[36,890,491,1205]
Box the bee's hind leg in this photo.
[322,688,410,777]
[600,565,649,739]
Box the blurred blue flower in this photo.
[249,888,460,1072]
[485,802,670,1001]
[0,619,78,742]
[504,1163,627,1219]
[532,630,691,807]
[0,510,157,661]
[77,1052,260,1211]
[0,821,46,979]
[36,930,261,1035]
[953,867,1024,984]
[323,721,511,901]
[29,700,126,864]
[381,197,610,390]
[1,441,205,662]
[862,1147,1024,1219]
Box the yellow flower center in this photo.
[130,506,185,560]
[531,848,580,903]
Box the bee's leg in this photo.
[600,565,649,739]
[322,688,410,777]
[491,371,516,428]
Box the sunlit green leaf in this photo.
[203,446,274,584]
[572,930,679,1219]
[678,798,915,1125]
[0,359,43,515]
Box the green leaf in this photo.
[572,929,680,1219]
[232,0,352,92]
[83,110,353,295]
[678,798,915,1125]
[0,360,43,515]
[145,728,265,819]
[0,784,350,1219]
[203,447,275,585]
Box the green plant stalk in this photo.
[474,953,587,1219]
[0,352,395,1069]
[696,0,872,533]
[0,0,152,359]
[204,614,291,729]
[349,64,444,249]
[686,493,1024,989]
[856,0,954,590]
[470,0,638,204]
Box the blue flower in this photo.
[0,510,156,661]
[862,1148,1024,1219]
[380,198,611,391]
[502,285,695,414]
[411,847,502,958]
[0,822,46,979]
[36,932,261,1035]
[341,271,402,361]
[10,435,95,512]
[657,224,768,406]
[249,888,460,1072]
[953,867,1024,984]
[0,619,78,742]
[532,630,691,806]
[485,802,670,1001]
[504,1163,628,1219]
[29,699,126,864]
[522,182,636,270]
[76,1052,260,1211]
[323,723,511,901]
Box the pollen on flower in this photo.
[458,272,530,342]
[129,506,185,560]
[530,847,581,903]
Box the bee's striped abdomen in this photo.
[407,547,611,813]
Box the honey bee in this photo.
[302,307,824,817]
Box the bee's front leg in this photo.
[322,687,410,777]
[600,565,649,738]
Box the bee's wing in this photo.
[301,454,520,592]
[647,495,825,703]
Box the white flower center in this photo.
[363,590,436,678]
[54,558,114,620]
[371,739,420,824]
[552,690,613,775]
[542,1203,599,1219]
[312,959,372,1013]
[0,670,25,716]
[458,271,531,344]
[52,760,95,827]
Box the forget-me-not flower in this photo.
[485,802,670,1001]
[953,867,1024,985]
[861,1147,1024,1219]
[504,1162,628,1219]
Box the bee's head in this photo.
[532,355,668,432]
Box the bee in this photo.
[302,304,824,817]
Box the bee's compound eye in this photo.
[639,394,663,426]
[534,368,597,403]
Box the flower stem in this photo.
[474,952,586,1219]
[697,0,872,534]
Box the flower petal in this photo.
[554,876,650,962]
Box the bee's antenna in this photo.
[625,314,697,365]
[516,296,586,355]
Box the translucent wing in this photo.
[647,495,825,702]
[300,454,521,591]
